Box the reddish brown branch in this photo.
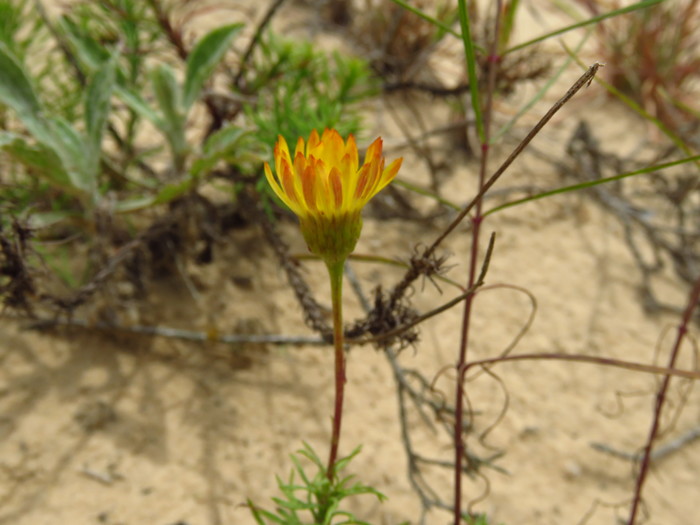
[627,274,700,524]
[453,3,503,521]
[463,353,700,381]
[147,0,188,60]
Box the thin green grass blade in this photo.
[499,0,520,53]
[505,0,663,55]
[669,96,700,121]
[484,154,700,217]
[457,0,485,144]
[492,29,593,143]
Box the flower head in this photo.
[264,128,402,264]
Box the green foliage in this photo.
[57,0,168,136]
[183,23,242,108]
[149,63,189,170]
[0,0,37,59]
[245,32,376,148]
[118,23,243,174]
[0,44,116,207]
[456,0,484,143]
[59,0,160,75]
[498,0,521,54]
[0,14,254,220]
[192,125,268,178]
[249,443,385,525]
[463,514,504,525]
[84,55,117,181]
[0,0,370,227]
[0,42,43,133]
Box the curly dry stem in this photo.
[342,235,500,521]
[463,353,700,381]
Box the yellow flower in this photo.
[264,128,402,264]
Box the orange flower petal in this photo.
[375,157,402,194]
[313,157,330,214]
[307,129,321,155]
[345,134,359,175]
[324,129,345,168]
[294,136,305,159]
[359,155,381,201]
[363,137,382,166]
[266,129,400,262]
[354,163,371,200]
[264,161,285,201]
[329,166,343,208]
[294,151,306,180]
[275,135,291,174]
[280,160,300,208]
[300,163,317,211]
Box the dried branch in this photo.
[384,63,603,311]
[463,352,700,381]
[234,0,287,89]
[627,273,700,525]
[147,0,188,60]
[18,316,325,346]
[591,424,700,462]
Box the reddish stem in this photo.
[326,261,346,480]
[627,274,700,524]
[453,1,502,521]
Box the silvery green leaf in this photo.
[0,42,52,144]
[114,85,164,129]
[0,131,73,190]
[182,23,242,109]
[191,124,246,176]
[150,64,183,131]
[84,54,117,174]
[150,64,188,166]
[58,16,110,71]
[47,117,94,197]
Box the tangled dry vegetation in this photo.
[1,1,699,524]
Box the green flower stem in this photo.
[326,259,346,480]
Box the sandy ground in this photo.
[1,2,699,525]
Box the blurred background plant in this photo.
[242,31,376,150]
[573,0,700,141]
[248,444,386,525]
[1,1,699,525]
[0,0,377,295]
